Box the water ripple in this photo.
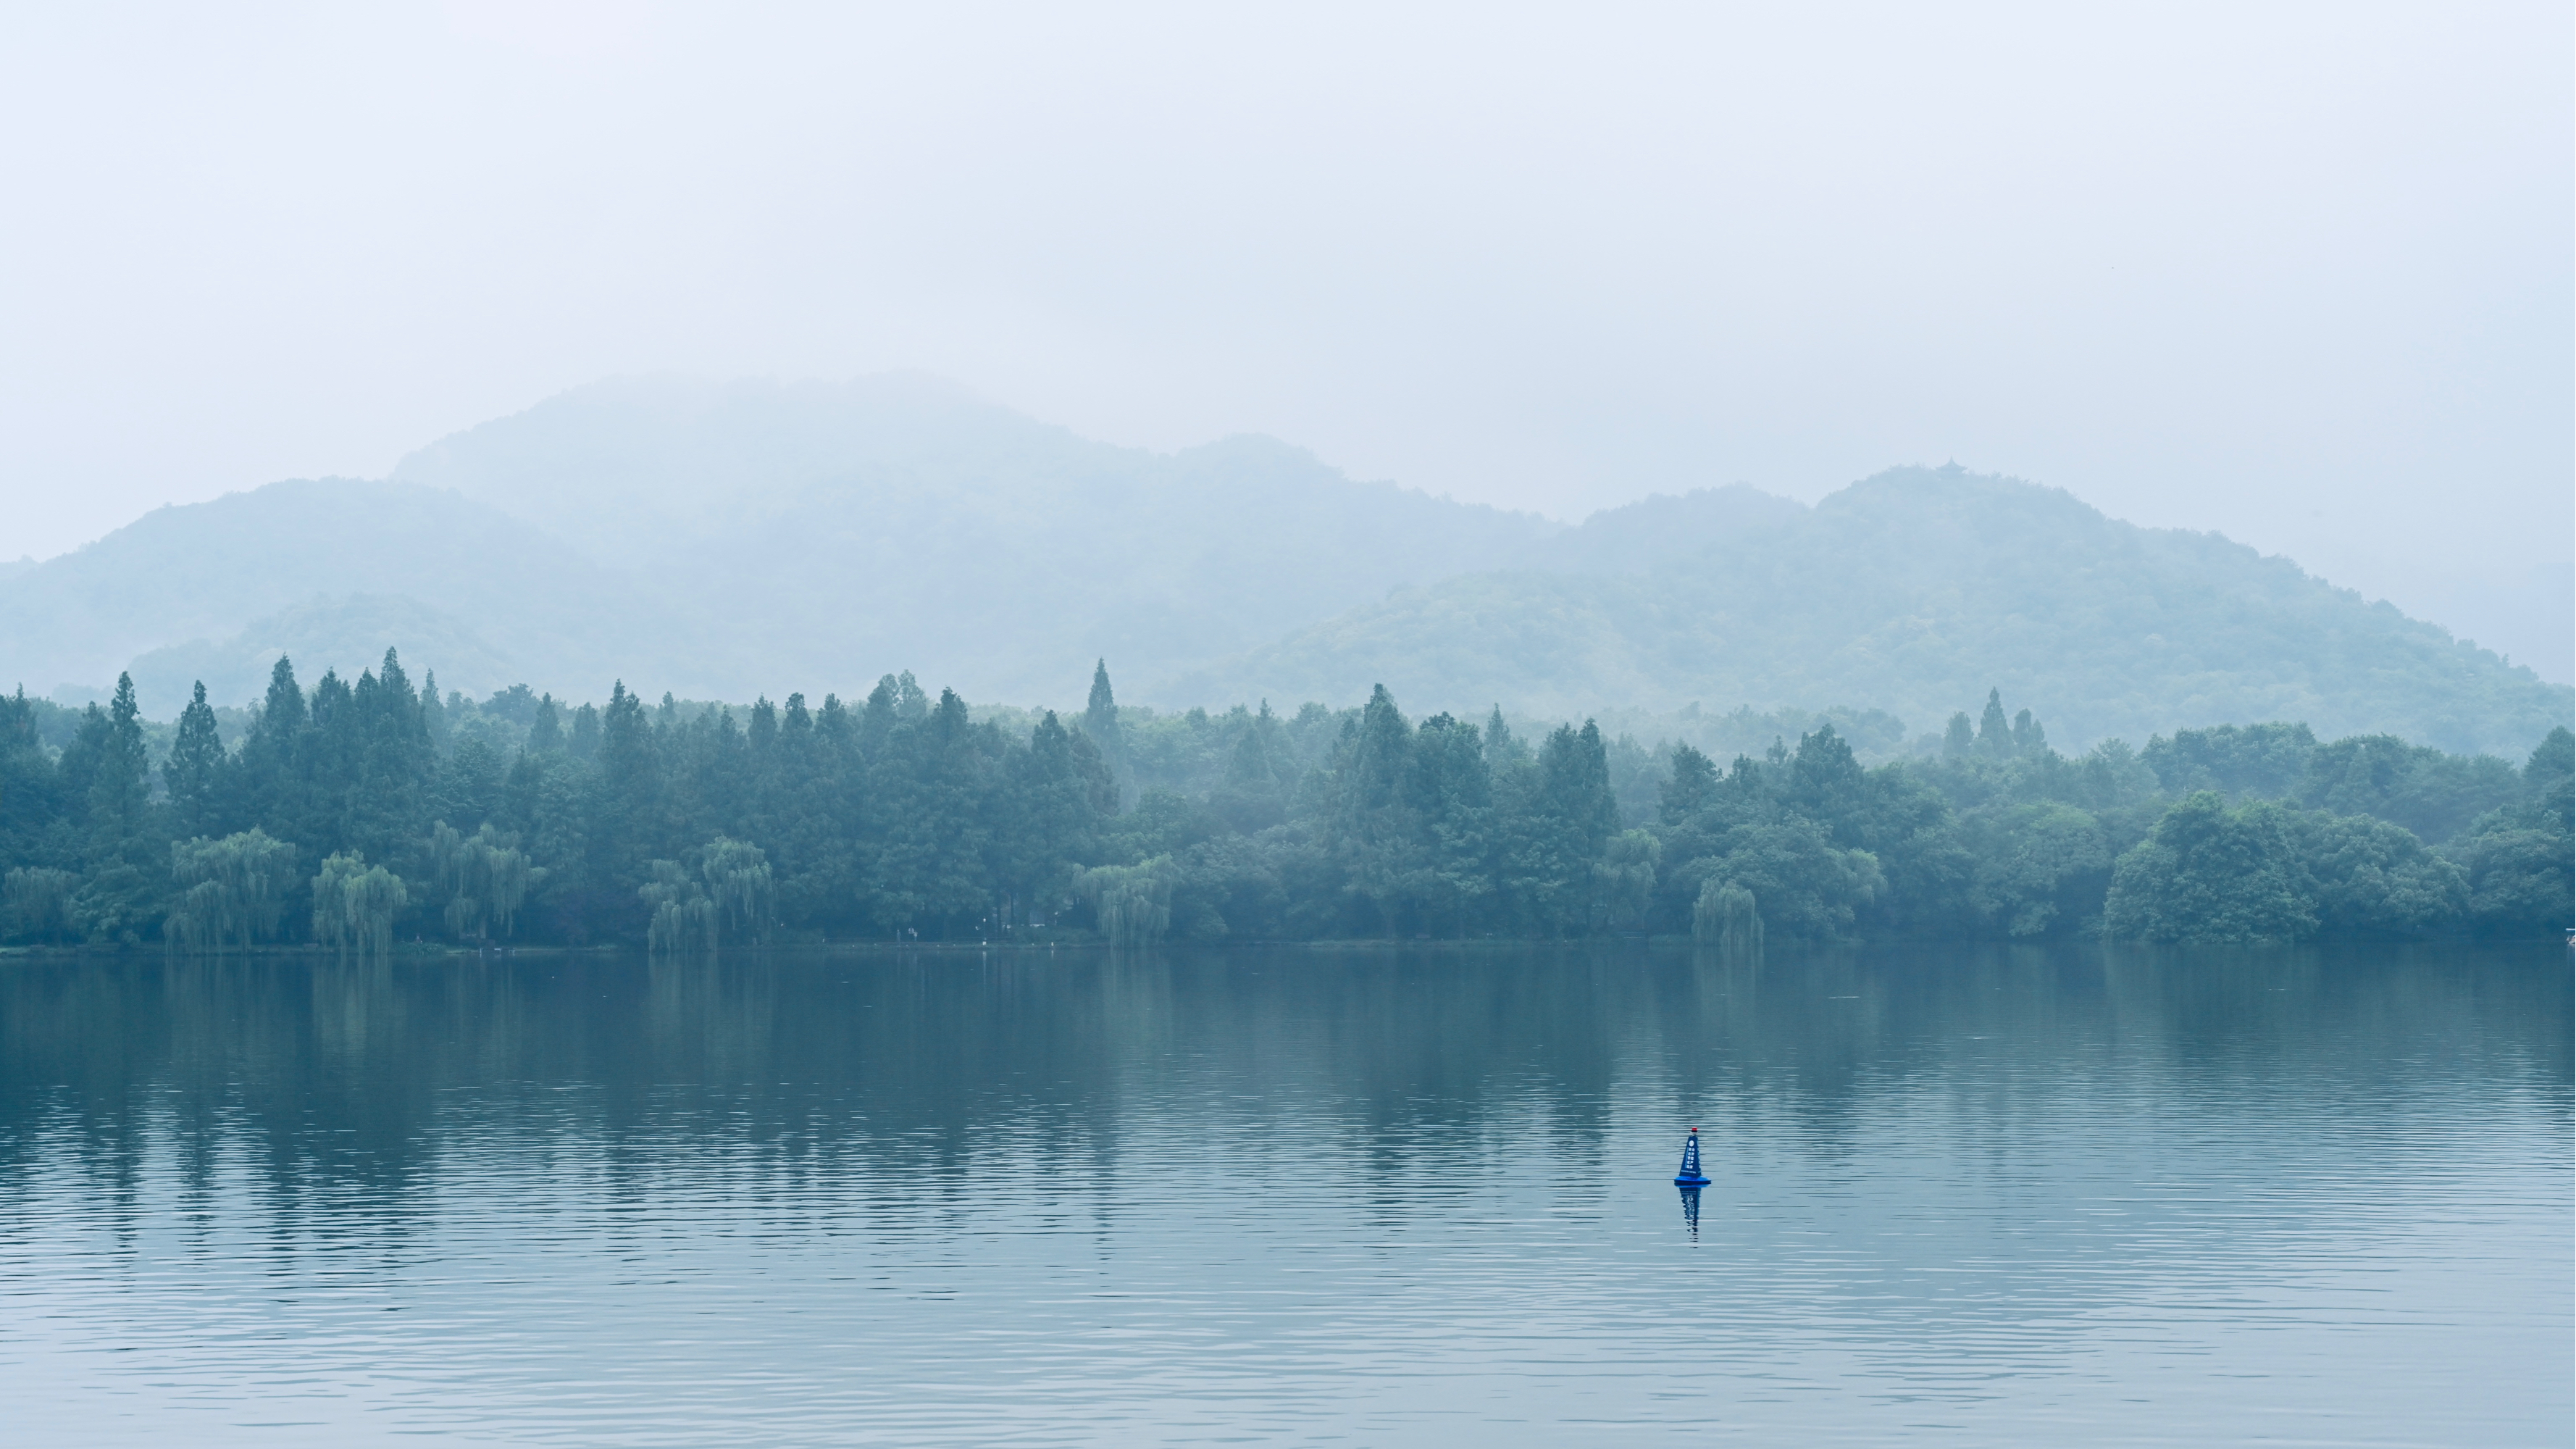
[0,943,2565,1445]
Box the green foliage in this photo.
[3,867,78,944]
[1943,712,1974,762]
[312,851,406,960]
[640,836,777,953]
[2139,722,2320,798]
[164,829,296,953]
[1080,856,1176,948]
[164,682,225,838]
[1594,829,1661,932]
[1693,878,1762,955]
[2297,813,2469,936]
[1965,803,2116,937]
[641,859,717,954]
[2441,727,2575,935]
[61,675,161,943]
[1694,820,1885,940]
[2134,722,2524,849]
[2104,794,2317,943]
[2451,829,2572,936]
[701,835,775,945]
[2295,735,2518,843]
[1084,660,1132,810]
[0,651,2560,949]
[429,821,539,943]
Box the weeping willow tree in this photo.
[1693,877,1762,957]
[3,867,78,945]
[314,851,407,961]
[1593,828,1662,932]
[641,859,716,954]
[1079,856,1176,948]
[429,820,539,944]
[165,829,298,953]
[701,836,774,946]
[640,838,772,953]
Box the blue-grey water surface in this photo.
[1,943,2567,1445]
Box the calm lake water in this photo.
[0,943,2566,1446]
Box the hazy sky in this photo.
[3,1,2569,677]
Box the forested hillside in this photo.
[4,652,2564,953]
[1,376,1552,711]
[4,381,2562,753]
[389,374,1555,702]
[0,479,660,715]
[1185,466,2569,755]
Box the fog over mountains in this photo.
[5,375,2565,756]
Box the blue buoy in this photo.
[1673,1127,1710,1187]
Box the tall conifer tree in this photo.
[165,681,225,838]
[1975,688,2012,759]
[1083,659,1131,811]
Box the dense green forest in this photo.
[1,651,2567,952]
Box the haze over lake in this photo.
[1,5,2568,1443]
[2,942,2565,1445]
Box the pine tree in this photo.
[1410,714,1495,936]
[165,680,225,838]
[0,690,58,874]
[337,649,435,867]
[2011,708,2046,756]
[1975,688,2011,759]
[91,674,150,845]
[569,702,601,761]
[1516,720,1620,935]
[1483,706,1529,766]
[590,682,663,899]
[67,675,159,941]
[1331,685,1421,934]
[1211,703,1289,834]
[1082,659,1131,811]
[1943,711,1975,762]
[420,670,450,756]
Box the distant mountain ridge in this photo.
[4,376,1560,712]
[1176,465,2569,754]
[126,594,521,715]
[380,375,1557,706]
[0,477,665,714]
[2,376,2564,755]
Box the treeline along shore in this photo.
[2,651,2568,951]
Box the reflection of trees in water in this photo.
[0,944,2563,1243]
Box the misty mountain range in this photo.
[4,374,2565,756]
